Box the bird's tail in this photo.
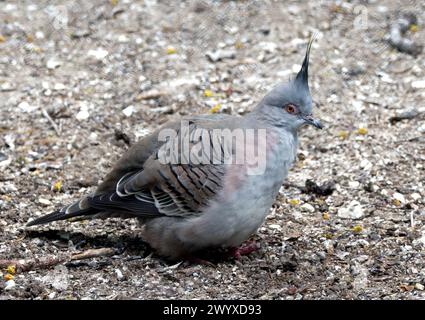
[26,198,98,226]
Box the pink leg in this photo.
[228,241,259,260]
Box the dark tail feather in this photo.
[26,207,98,227]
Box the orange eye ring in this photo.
[285,104,297,114]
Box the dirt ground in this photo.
[0,0,424,300]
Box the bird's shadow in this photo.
[24,229,152,257]
[23,229,255,267]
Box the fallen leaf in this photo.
[338,131,349,140]
[352,225,363,233]
[166,46,177,55]
[357,127,368,135]
[6,265,16,275]
[204,89,213,97]
[4,273,14,281]
[288,199,300,206]
[52,180,63,192]
[209,104,221,114]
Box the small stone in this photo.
[4,280,15,290]
[89,132,98,142]
[411,193,421,201]
[53,83,66,90]
[360,159,372,171]
[338,200,364,219]
[300,203,315,213]
[122,105,135,117]
[87,48,108,60]
[38,198,52,206]
[76,107,90,121]
[206,49,236,62]
[46,58,62,69]
[115,269,124,281]
[415,283,424,291]
[0,82,15,92]
[393,192,406,204]
[269,224,281,230]
[18,101,37,113]
[349,181,360,189]
[412,80,425,89]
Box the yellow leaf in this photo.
[166,46,177,55]
[393,199,401,207]
[203,89,213,97]
[324,233,333,239]
[4,273,14,281]
[235,41,244,49]
[352,225,363,233]
[32,46,42,53]
[1,195,11,202]
[322,212,330,220]
[338,131,349,140]
[410,24,418,32]
[111,0,118,6]
[26,35,34,42]
[288,199,300,206]
[52,180,63,192]
[357,127,368,135]
[0,35,5,43]
[6,265,16,275]
[209,104,221,114]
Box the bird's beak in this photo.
[302,114,323,129]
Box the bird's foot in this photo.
[228,241,259,260]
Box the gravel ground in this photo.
[0,0,424,300]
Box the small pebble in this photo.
[411,80,425,89]
[87,48,108,60]
[122,105,135,117]
[38,198,52,206]
[393,192,406,204]
[46,58,62,69]
[4,280,16,290]
[338,200,364,219]
[115,269,124,281]
[300,203,315,213]
[415,283,424,291]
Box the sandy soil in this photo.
[0,0,424,299]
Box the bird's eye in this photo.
[285,104,297,114]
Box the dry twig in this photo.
[0,247,116,272]
[41,108,61,136]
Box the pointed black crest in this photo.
[295,34,316,87]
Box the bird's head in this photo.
[255,35,322,132]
